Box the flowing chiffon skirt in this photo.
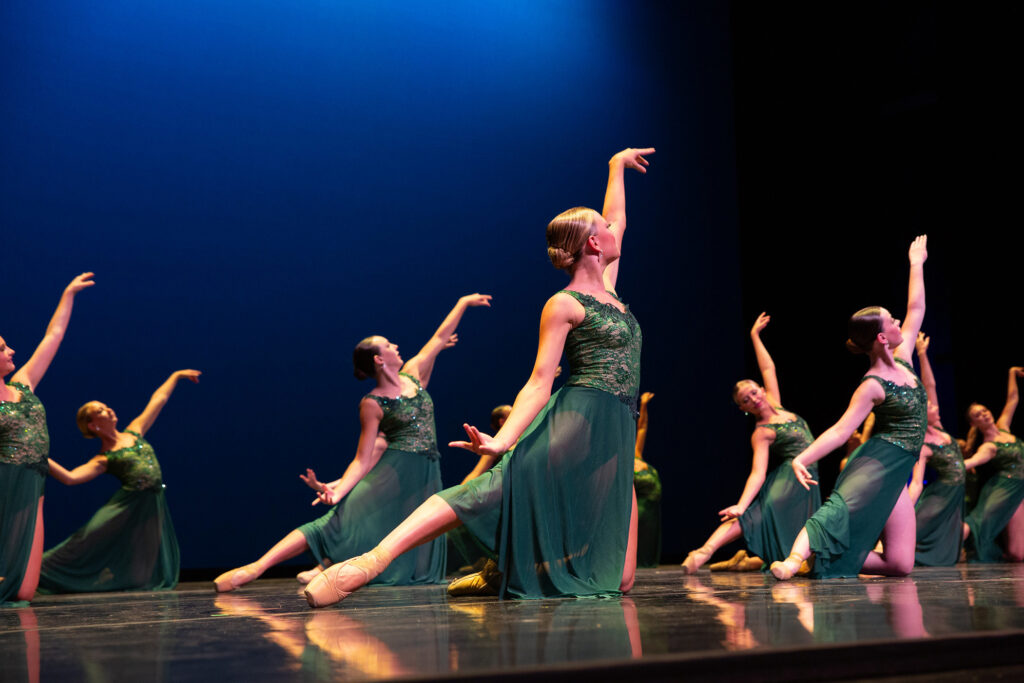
[914,480,965,566]
[0,463,45,605]
[739,461,821,566]
[965,476,1024,563]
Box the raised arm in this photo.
[125,370,201,437]
[307,398,385,506]
[894,236,927,364]
[792,379,885,489]
[634,392,654,460]
[47,455,108,486]
[601,147,654,293]
[915,333,940,411]
[11,273,94,391]
[750,313,780,405]
[997,367,1023,430]
[450,293,577,456]
[908,447,932,505]
[963,442,998,472]
[401,294,491,388]
[719,429,772,521]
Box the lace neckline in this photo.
[369,372,421,402]
[561,289,629,315]
[102,430,143,456]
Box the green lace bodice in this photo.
[924,433,965,485]
[759,412,817,472]
[560,290,642,414]
[862,358,928,455]
[103,431,164,491]
[0,382,50,474]
[633,464,661,501]
[367,373,439,459]
[988,431,1024,480]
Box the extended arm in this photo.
[634,392,654,460]
[47,455,108,485]
[894,236,927,364]
[908,448,930,505]
[997,367,1023,430]
[750,313,780,405]
[792,380,884,488]
[12,273,95,391]
[720,430,772,520]
[915,333,939,409]
[125,370,201,437]
[309,399,385,505]
[401,294,491,388]
[601,147,654,293]
[963,442,997,471]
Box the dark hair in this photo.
[846,306,883,354]
[352,337,381,381]
[76,402,99,439]
[490,404,512,432]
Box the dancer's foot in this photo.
[213,563,261,593]
[738,555,766,572]
[448,559,501,597]
[304,548,392,608]
[296,567,323,585]
[681,545,714,574]
[769,553,804,581]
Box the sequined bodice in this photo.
[924,433,965,485]
[633,464,661,501]
[863,359,928,455]
[368,373,439,458]
[560,290,642,414]
[104,431,164,491]
[0,382,50,475]
[989,432,1024,480]
[761,412,817,471]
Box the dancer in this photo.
[38,370,200,593]
[304,146,653,606]
[633,392,662,568]
[771,236,928,580]
[213,294,491,592]
[907,333,967,566]
[1,272,94,604]
[962,366,1024,562]
[682,313,820,573]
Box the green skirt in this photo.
[634,465,662,568]
[37,487,179,593]
[739,460,821,566]
[965,476,1024,563]
[914,480,965,566]
[0,463,46,605]
[299,448,445,585]
[805,437,917,578]
[440,386,636,598]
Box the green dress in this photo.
[37,431,179,593]
[299,373,445,585]
[805,359,927,578]
[441,289,642,598]
[914,433,966,566]
[633,462,661,567]
[0,382,50,606]
[739,412,822,566]
[965,432,1024,563]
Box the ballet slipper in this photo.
[447,558,501,597]
[681,545,715,574]
[213,563,261,593]
[304,548,392,608]
[737,555,766,572]
[296,567,323,585]
[769,553,804,581]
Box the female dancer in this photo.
[962,366,1024,562]
[304,146,653,606]
[681,313,820,573]
[38,369,200,592]
[1,272,94,604]
[771,236,928,580]
[213,294,491,591]
[907,333,967,566]
[633,392,662,568]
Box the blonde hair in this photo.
[76,402,99,439]
[547,207,598,272]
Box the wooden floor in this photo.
[4,565,1024,681]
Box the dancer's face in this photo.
[734,382,767,414]
[0,336,15,378]
[590,212,620,262]
[968,404,994,428]
[85,401,118,434]
[879,308,903,348]
[373,337,403,370]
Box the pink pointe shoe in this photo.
[296,567,323,585]
[304,548,392,608]
[681,545,714,574]
[213,563,261,593]
[770,553,805,581]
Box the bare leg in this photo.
[214,529,310,592]
[620,488,639,592]
[682,519,743,573]
[770,527,811,580]
[1004,501,1024,562]
[15,498,44,601]
[861,487,916,576]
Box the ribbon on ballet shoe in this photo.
[681,545,715,574]
[213,564,259,593]
[770,553,804,581]
[304,548,393,608]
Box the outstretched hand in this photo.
[718,505,744,522]
[444,333,459,349]
[908,235,928,266]
[1012,366,1024,378]
[751,312,770,336]
[916,333,930,355]
[300,468,325,492]
[460,294,493,308]
[792,459,818,490]
[640,391,655,405]
[449,423,506,457]
[611,148,655,173]
[175,369,202,383]
[65,272,95,295]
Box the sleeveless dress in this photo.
[914,434,966,566]
[299,373,445,585]
[37,431,179,593]
[0,382,50,605]
[964,432,1024,563]
[634,463,662,567]
[739,413,822,566]
[805,358,927,578]
[440,289,642,598]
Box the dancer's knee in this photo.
[619,572,635,593]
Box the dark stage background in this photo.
[1,2,1009,571]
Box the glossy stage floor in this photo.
[5,565,1024,682]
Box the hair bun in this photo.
[547,246,576,271]
[845,338,867,355]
